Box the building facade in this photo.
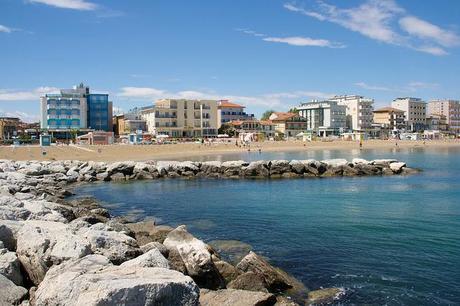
[391,97,427,131]
[427,100,460,134]
[147,99,219,137]
[218,100,254,125]
[373,107,406,130]
[0,117,20,140]
[40,83,112,132]
[426,114,448,132]
[329,95,374,132]
[297,100,347,136]
[268,112,307,138]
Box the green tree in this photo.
[261,110,275,120]
[288,107,298,114]
[218,123,236,136]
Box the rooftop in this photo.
[373,107,405,113]
[218,100,245,108]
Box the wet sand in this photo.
[0,139,459,162]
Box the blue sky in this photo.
[1,0,460,122]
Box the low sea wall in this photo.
[0,158,418,306]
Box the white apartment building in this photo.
[297,100,347,136]
[428,100,460,134]
[142,99,219,137]
[329,95,374,132]
[391,97,427,131]
[40,93,87,130]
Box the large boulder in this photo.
[0,248,24,286]
[307,287,344,305]
[163,225,224,289]
[200,161,222,177]
[269,160,291,176]
[0,274,27,305]
[140,241,169,257]
[120,248,169,269]
[78,224,141,264]
[16,220,92,285]
[242,161,269,177]
[227,271,269,292]
[236,251,292,292]
[221,161,248,177]
[199,288,276,306]
[389,162,406,173]
[35,255,200,306]
[0,220,22,251]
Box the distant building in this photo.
[373,107,406,130]
[0,117,20,140]
[268,112,307,138]
[391,97,426,131]
[426,114,448,132]
[427,100,460,134]
[40,83,113,132]
[297,100,347,136]
[146,99,219,137]
[218,100,254,125]
[259,120,276,139]
[329,95,374,132]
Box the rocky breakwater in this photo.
[0,158,418,306]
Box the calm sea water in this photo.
[74,146,460,305]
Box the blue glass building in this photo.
[87,94,111,131]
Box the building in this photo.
[40,83,113,132]
[147,99,219,137]
[329,95,374,132]
[218,100,254,125]
[268,112,307,138]
[76,131,114,145]
[391,97,427,131]
[426,114,448,132]
[427,100,460,134]
[297,100,347,136]
[0,117,20,140]
[259,120,276,139]
[373,107,406,130]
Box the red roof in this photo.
[218,100,245,108]
[270,112,296,121]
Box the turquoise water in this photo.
[74,147,460,305]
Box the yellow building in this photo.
[144,99,219,137]
[0,117,20,140]
[373,107,405,130]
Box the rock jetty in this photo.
[0,158,417,305]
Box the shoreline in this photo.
[0,139,459,162]
[0,158,416,305]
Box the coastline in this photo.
[1,139,459,162]
[0,158,416,305]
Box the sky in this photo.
[1,0,460,122]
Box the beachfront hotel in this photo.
[268,112,308,138]
[39,83,113,133]
[391,97,427,132]
[140,99,219,138]
[297,100,347,136]
[427,100,460,134]
[0,117,21,140]
[329,95,374,132]
[217,100,254,125]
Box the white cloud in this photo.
[0,87,60,101]
[355,81,439,93]
[354,82,391,91]
[0,25,13,33]
[399,16,460,48]
[0,109,40,123]
[237,28,345,48]
[29,0,97,10]
[285,1,459,56]
[117,87,334,110]
[283,3,326,21]
[263,36,345,48]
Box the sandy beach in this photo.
[1,139,459,162]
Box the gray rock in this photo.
[390,162,406,173]
[221,161,247,177]
[120,248,169,269]
[0,220,22,251]
[35,255,200,306]
[269,160,290,176]
[214,260,240,285]
[79,225,141,264]
[0,274,27,305]
[0,248,24,286]
[199,288,276,306]
[163,225,224,289]
[237,251,292,292]
[227,271,269,292]
[289,160,305,175]
[16,220,92,285]
[307,287,345,305]
[242,161,269,177]
[140,241,169,257]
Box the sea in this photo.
[73,146,460,305]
